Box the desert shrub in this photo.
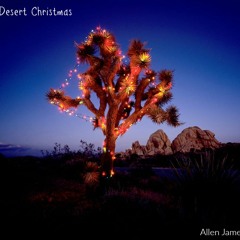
[171,150,240,226]
[82,161,102,197]
[215,143,240,169]
[78,140,102,159]
[40,141,102,180]
[83,161,100,185]
[42,140,102,162]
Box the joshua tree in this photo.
[47,27,181,178]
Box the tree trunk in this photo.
[101,102,118,178]
[101,134,116,178]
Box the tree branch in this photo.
[135,77,151,111]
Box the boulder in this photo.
[131,141,146,156]
[171,126,222,153]
[145,129,173,155]
[119,126,222,158]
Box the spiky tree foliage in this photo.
[47,27,181,178]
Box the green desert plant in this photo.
[172,150,239,183]
[83,161,100,185]
[171,150,240,226]
[82,161,102,197]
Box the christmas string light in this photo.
[58,106,94,123]
[58,62,80,91]
[50,55,98,124]
[47,26,181,178]
[49,27,168,134]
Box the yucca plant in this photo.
[172,150,239,183]
[171,150,240,226]
[82,161,102,197]
[47,27,181,178]
[83,161,100,185]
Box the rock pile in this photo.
[171,126,221,153]
[119,126,222,158]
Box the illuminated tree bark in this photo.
[47,27,181,178]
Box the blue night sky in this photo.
[0,0,240,156]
